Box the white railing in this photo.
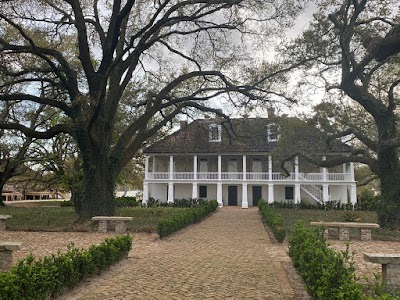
[147,172,352,181]
[328,173,351,181]
[271,172,296,180]
[221,172,243,180]
[300,173,323,181]
[246,173,269,180]
[148,172,170,180]
[197,172,219,180]
[173,172,194,180]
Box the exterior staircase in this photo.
[300,184,325,205]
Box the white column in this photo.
[152,157,156,173]
[142,183,149,205]
[294,184,301,204]
[193,155,197,180]
[242,155,247,180]
[169,155,174,180]
[192,183,198,199]
[323,184,329,203]
[343,163,347,174]
[350,162,355,181]
[295,156,299,181]
[350,184,357,208]
[144,155,149,180]
[268,184,274,204]
[242,183,248,208]
[167,183,174,203]
[217,183,223,207]
[322,156,328,181]
[268,155,272,180]
[218,155,222,180]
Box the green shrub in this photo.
[258,199,286,243]
[115,196,139,207]
[60,201,74,207]
[288,221,363,300]
[0,235,132,300]
[157,200,218,238]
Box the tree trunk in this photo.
[376,114,400,228]
[75,116,119,220]
[0,182,5,206]
[78,153,117,219]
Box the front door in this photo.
[252,186,262,206]
[228,186,238,206]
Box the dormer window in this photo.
[267,123,279,142]
[209,124,222,142]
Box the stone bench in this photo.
[364,253,400,287]
[91,216,133,233]
[0,242,21,272]
[309,221,380,241]
[0,215,12,231]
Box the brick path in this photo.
[58,207,306,299]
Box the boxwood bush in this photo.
[288,221,363,300]
[258,200,286,243]
[157,200,218,238]
[0,235,132,300]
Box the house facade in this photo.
[142,116,357,208]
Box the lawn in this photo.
[0,205,190,233]
[277,208,400,242]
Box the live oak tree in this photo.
[0,0,305,219]
[282,0,400,227]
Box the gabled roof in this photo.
[144,118,351,154]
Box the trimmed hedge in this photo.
[0,235,132,300]
[157,200,218,238]
[258,200,286,243]
[288,221,363,300]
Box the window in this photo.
[209,124,222,142]
[199,186,207,198]
[285,186,294,200]
[267,123,279,142]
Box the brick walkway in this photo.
[58,207,306,300]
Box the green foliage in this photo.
[358,188,380,211]
[288,221,363,300]
[0,235,132,300]
[343,211,361,222]
[60,201,74,207]
[258,200,286,243]
[115,196,140,207]
[157,200,218,238]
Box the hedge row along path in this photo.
[56,207,308,300]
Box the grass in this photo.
[277,208,400,242]
[0,205,190,233]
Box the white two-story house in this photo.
[142,115,357,208]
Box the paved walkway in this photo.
[58,207,307,300]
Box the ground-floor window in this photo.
[199,185,207,198]
[285,186,294,200]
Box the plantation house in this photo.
[142,113,357,208]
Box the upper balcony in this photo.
[146,172,352,182]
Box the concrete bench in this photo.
[309,221,380,241]
[364,253,400,287]
[0,242,21,272]
[0,215,12,231]
[91,216,133,233]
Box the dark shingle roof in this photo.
[144,118,350,154]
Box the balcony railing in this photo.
[147,172,352,182]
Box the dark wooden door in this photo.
[228,186,237,206]
[252,186,262,206]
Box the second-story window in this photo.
[209,124,222,142]
[267,123,279,142]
